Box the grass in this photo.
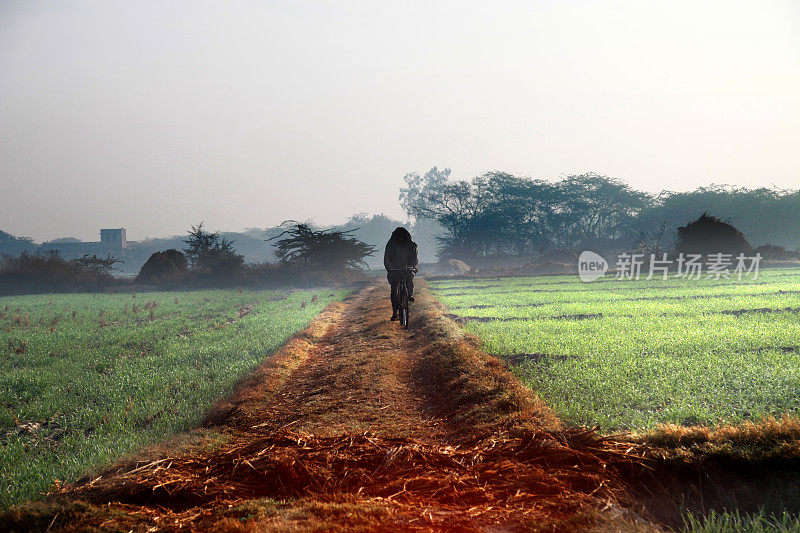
[683,509,800,532]
[220,497,394,532]
[0,287,349,507]
[646,416,800,461]
[429,268,800,432]
[0,496,397,532]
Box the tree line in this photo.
[0,215,437,276]
[139,221,378,288]
[3,168,798,293]
[400,167,800,260]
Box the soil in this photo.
[7,280,658,532]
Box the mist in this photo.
[1,0,799,243]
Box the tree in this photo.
[72,254,123,275]
[183,223,244,277]
[552,173,651,247]
[399,166,452,220]
[339,213,403,263]
[638,185,800,250]
[400,169,652,259]
[0,230,36,256]
[269,221,376,270]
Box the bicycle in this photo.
[389,266,417,329]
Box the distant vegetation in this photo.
[0,215,438,276]
[270,222,376,271]
[430,268,800,432]
[183,223,244,281]
[402,167,800,261]
[0,252,122,294]
[3,170,798,288]
[0,221,379,293]
[0,230,36,256]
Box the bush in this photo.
[754,244,799,260]
[269,222,376,271]
[184,223,244,282]
[0,251,120,294]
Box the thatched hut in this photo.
[135,249,188,284]
[676,213,751,255]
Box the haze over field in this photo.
[1,0,798,242]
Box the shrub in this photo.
[754,244,799,260]
[0,251,120,294]
[184,223,244,281]
[269,222,376,271]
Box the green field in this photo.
[429,268,800,432]
[0,288,348,507]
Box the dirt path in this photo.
[223,283,449,439]
[18,281,653,532]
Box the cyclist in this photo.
[384,227,418,321]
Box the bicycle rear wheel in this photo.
[400,282,409,329]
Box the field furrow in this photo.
[430,268,800,431]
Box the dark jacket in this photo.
[384,239,418,271]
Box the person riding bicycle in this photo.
[384,227,418,321]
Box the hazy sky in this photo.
[1,1,798,242]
